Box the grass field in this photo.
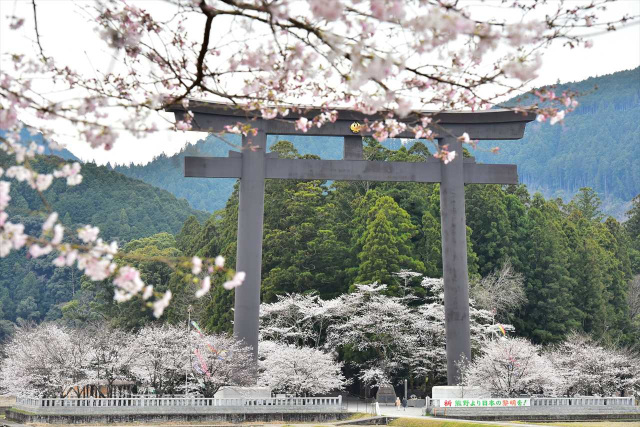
[389,418,514,427]
[531,422,640,426]
[346,412,372,420]
[392,419,640,427]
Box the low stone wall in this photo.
[6,409,352,425]
[15,405,342,416]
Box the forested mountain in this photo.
[0,154,208,336]
[113,68,639,218]
[69,140,640,349]
[114,135,237,213]
[472,67,639,217]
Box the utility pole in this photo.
[185,305,192,396]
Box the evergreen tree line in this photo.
[66,139,640,349]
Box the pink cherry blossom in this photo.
[0,106,18,130]
[260,108,278,120]
[113,266,145,301]
[5,166,31,182]
[395,99,412,117]
[444,150,456,164]
[0,181,10,211]
[80,257,115,281]
[370,0,387,20]
[29,244,53,258]
[434,146,457,164]
[78,225,100,243]
[506,21,545,47]
[113,289,131,303]
[310,0,343,21]
[215,255,225,269]
[295,117,311,132]
[153,290,172,318]
[412,126,432,140]
[53,162,83,185]
[9,16,25,30]
[176,120,192,131]
[502,56,542,81]
[52,255,66,267]
[223,271,246,290]
[192,256,202,275]
[549,110,566,125]
[52,248,78,267]
[0,221,27,257]
[195,276,211,298]
[42,212,58,231]
[51,224,64,245]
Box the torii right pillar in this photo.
[439,136,472,385]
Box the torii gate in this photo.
[167,102,534,384]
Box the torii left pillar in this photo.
[234,127,266,374]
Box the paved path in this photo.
[1,418,25,427]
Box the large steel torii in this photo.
[167,102,534,384]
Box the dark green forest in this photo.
[67,139,640,349]
[0,154,207,337]
[113,68,639,218]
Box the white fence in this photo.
[531,397,635,406]
[15,395,343,415]
[426,396,635,409]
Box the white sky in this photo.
[0,0,639,165]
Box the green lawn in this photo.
[389,418,513,427]
[346,412,373,420]
[392,420,640,427]
[531,423,640,427]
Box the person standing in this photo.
[395,397,401,410]
[402,397,408,411]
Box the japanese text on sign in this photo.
[439,398,531,407]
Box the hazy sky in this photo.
[1,0,638,165]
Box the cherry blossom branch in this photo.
[1,0,636,315]
[30,0,49,63]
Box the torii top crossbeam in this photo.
[168,101,533,139]
[167,101,534,385]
